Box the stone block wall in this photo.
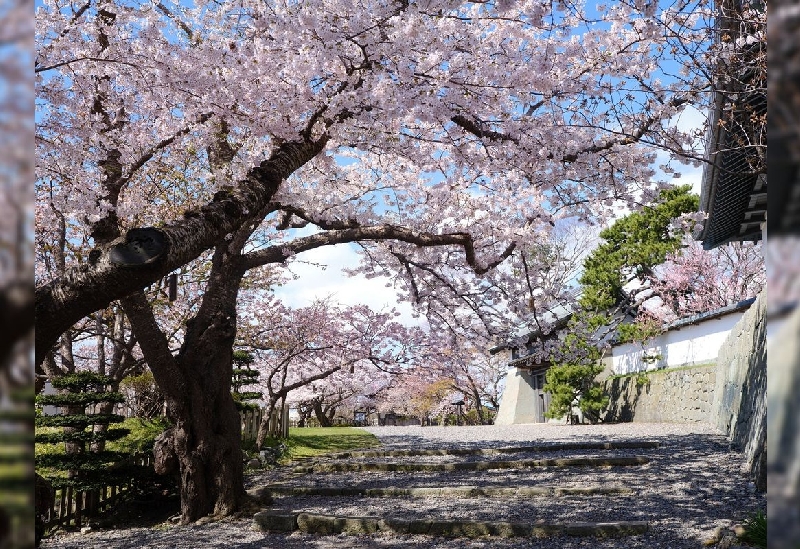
[603,364,716,424]
[767,304,800,547]
[711,290,766,491]
[603,290,767,492]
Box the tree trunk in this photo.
[169,389,244,521]
[62,402,85,461]
[151,378,244,523]
[161,305,245,522]
[123,279,246,523]
[90,399,115,453]
[313,400,333,427]
[256,397,280,450]
[469,387,486,425]
[178,295,248,520]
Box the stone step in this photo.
[292,455,650,474]
[330,440,660,459]
[260,484,634,498]
[253,509,649,539]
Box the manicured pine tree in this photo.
[231,350,262,412]
[34,372,137,510]
[1,386,35,547]
[545,185,700,423]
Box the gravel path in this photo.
[41,422,765,549]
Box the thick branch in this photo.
[451,115,517,143]
[242,223,515,274]
[120,291,185,401]
[272,365,342,403]
[36,138,327,366]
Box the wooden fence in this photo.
[41,409,287,532]
[41,453,153,531]
[241,406,289,441]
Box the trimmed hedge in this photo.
[36,392,126,406]
[35,414,126,428]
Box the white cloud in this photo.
[274,243,419,325]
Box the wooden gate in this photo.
[531,369,552,423]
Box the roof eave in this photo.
[696,91,726,243]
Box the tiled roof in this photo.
[697,90,766,249]
[663,297,755,331]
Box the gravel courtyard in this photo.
[41,422,765,549]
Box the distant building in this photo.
[492,307,572,425]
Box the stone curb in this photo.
[263,484,633,498]
[331,440,660,459]
[292,455,650,474]
[254,510,649,539]
[246,486,275,504]
[253,510,297,532]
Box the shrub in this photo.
[232,350,262,412]
[544,361,608,424]
[107,417,171,455]
[739,510,766,549]
[35,373,132,491]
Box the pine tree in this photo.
[578,185,699,313]
[231,350,261,412]
[1,386,35,547]
[34,373,135,497]
[544,186,699,423]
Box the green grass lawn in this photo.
[281,427,381,460]
[38,420,380,468]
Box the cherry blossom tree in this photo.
[374,365,454,424]
[236,297,410,445]
[34,0,739,361]
[643,239,765,323]
[34,0,766,523]
[432,336,508,424]
[289,365,390,427]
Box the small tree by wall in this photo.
[544,325,609,424]
[34,372,135,510]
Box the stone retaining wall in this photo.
[603,364,716,424]
[712,290,766,491]
[602,290,767,491]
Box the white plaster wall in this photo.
[610,311,745,375]
[494,367,539,425]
